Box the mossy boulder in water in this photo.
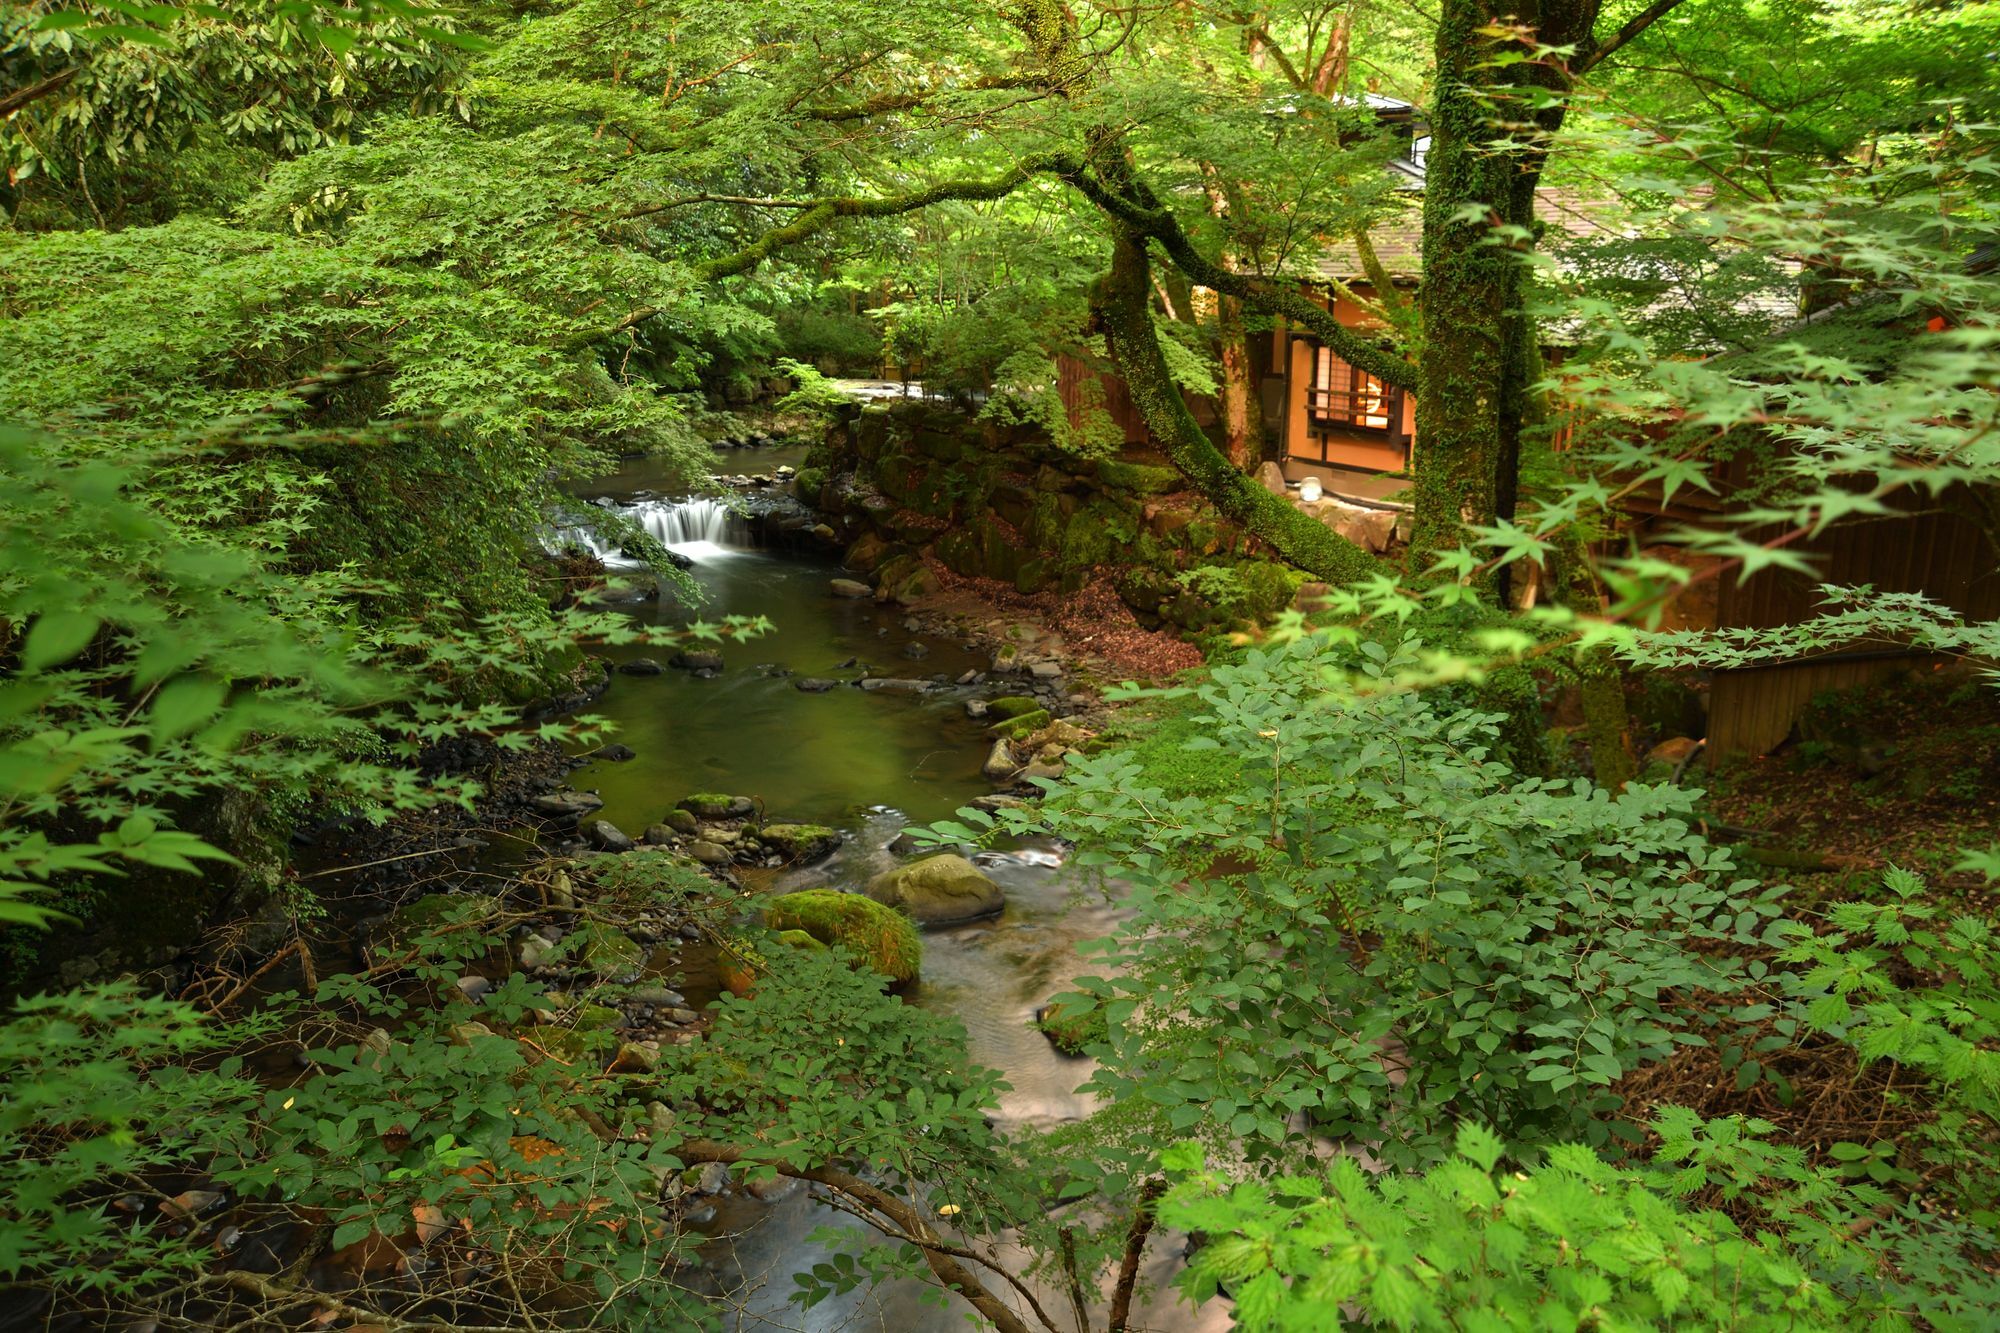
[986,696,1042,720]
[1036,998,1107,1057]
[864,854,1003,928]
[988,709,1050,741]
[759,824,841,864]
[678,793,754,819]
[764,890,921,982]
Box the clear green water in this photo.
[565,453,1214,1332]
[571,449,991,836]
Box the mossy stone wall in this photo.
[813,400,1296,626]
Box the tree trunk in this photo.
[1216,290,1263,469]
[1409,0,1600,576]
[1099,232,1377,584]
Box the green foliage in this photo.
[2,1,471,228]
[1175,560,1306,623]
[772,358,861,415]
[0,983,265,1294]
[1779,867,2000,1230]
[955,633,1778,1175]
[1161,1123,1852,1330]
[773,306,879,375]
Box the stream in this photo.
[560,449,1225,1332]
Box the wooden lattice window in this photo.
[1308,346,1393,433]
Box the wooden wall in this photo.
[1707,488,2000,757]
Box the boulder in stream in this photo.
[829,578,872,598]
[981,739,1021,781]
[670,649,725,672]
[759,824,842,864]
[689,840,733,865]
[764,891,921,982]
[617,658,665,676]
[1036,998,1107,1057]
[677,793,754,819]
[793,677,838,693]
[865,854,1004,927]
[584,819,634,852]
[531,790,604,820]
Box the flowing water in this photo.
[563,450,1224,1332]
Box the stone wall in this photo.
[799,399,1303,631]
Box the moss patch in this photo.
[987,695,1042,719]
[759,823,841,863]
[764,890,921,983]
[989,709,1051,740]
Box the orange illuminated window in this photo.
[1309,347,1392,432]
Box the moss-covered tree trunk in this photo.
[1098,231,1378,584]
[1410,0,1601,574]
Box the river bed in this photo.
[563,450,1225,1331]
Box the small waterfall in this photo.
[552,496,747,566]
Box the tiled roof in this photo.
[1309,187,1620,283]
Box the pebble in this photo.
[965,699,990,719]
[452,975,491,1003]
[630,986,686,1007]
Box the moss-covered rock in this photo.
[843,531,895,573]
[790,467,826,503]
[864,854,1004,928]
[678,793,754,819]
[759,823,841,864]
[764,891,922,982]
[876,554,939,604]
[989,709,1051,740]
[987,695,1043,719]
[1035,998,1107,1057]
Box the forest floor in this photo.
[1697,663,2000,908]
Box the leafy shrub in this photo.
[942,633,1779,1170]
[1161,1124,1852,1330]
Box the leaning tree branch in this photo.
[568,155,1070,350]
[0,67,78,119]
[676,1139,1047,1333]
[691,153,1068,282]
[1096,229,1380,585]
[1106,1179,1168,1333]
[1061,166,1417,393]
[1574,0,1693,73]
